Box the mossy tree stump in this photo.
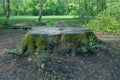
[12,27,105,68]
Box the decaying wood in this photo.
[10,27,106,68]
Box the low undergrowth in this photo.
[83,13,120,35]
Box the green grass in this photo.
[0,15,119,35]
[0,16,78,23]
[0,16,79,29]
[0,15,79,29]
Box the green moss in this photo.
[17,33,35,55]
[11,30,106,67]
[17,31,101,56]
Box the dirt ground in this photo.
[0,29,120,80]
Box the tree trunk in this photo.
[3,0,5,16]
[78,0,81,16]
[84,0,88,12]
[10,27,106,67]
[4,0,10,25]
[101,0,106,11]
[39,0,42,25]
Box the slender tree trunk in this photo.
[84,0,88,11]
[101,0,104,11]
[84,0,88,17]
[5,0,10,25]
[3,0,5,16]
[90,0,94,16]
[39,0,42,25]
[78,0,80,16]
[103,0,106,10]
[101,0,106,11]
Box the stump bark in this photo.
[11,27,106,67]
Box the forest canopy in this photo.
[0,0,108,16]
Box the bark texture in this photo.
[5,0,10,25]
[11,27,106,67]
[39,0,42,25]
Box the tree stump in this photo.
[11,27,106,68]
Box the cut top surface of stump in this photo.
[30,27,90,35]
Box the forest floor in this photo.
[0,26,120,80]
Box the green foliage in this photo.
[0,25,5,29]
[0,17,5,29]
[46,22,54,26]
[82,0,120,34]
[88,35,97,49]
[0,0,4,15]
[10,0,40,15]
[0,0,119,17]
[0,0,114,17]
[106,1,120,22]
[83,12,120,34]
[0,0,119,32]
[77,0,106,18]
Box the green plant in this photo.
[83,13,120,34]
[46,22,54,26]
[89,35,97,49]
